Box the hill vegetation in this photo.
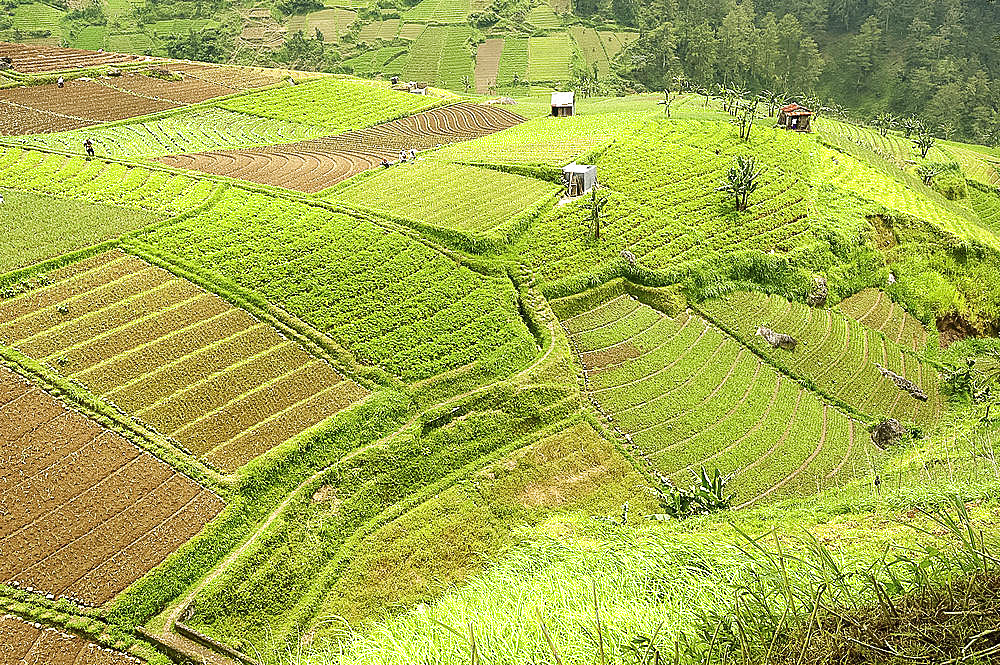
[2,43,1000,665]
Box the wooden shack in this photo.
[777,103,814,132]
[562,163,597,197]
[551,91,575,117]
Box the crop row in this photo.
[526,34,573,82]
[967,184,1000,235]
[0,250,367,471]
[0,42,141,74]
[562,295,867,506]
[403,0,471,23]
[0,79,179,125]
[322,160,559,234]
[214,76,440,131]
[18,107,328,158]
[135,188,538,382]
[941,142,1000,188]
[495,37,528,87]
[836,288,928,351]
[0,146,217,213]
[0,365,223,606]
[698,291,943,424]
[287,9,358,42]
[0,100,92,136]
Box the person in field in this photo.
[57,76,64,88]
[83,138,95,158]
[409,148,416,160]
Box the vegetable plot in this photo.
[0,365,223,606]
[136,189,538,382]
[557,292,868,506]
[837,289,928,352]
[699,291,943,424]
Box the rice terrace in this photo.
[2,22,1000,665]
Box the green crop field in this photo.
[0,146,219,213]
[286,9,358,42]
[525,4,562,29]
[15,108,328,158]
[134,188,537,381]
[320,160,560,242]
[403,0,471,23]
[555,288,875,506]
[0,189,160,272]
[5,47,1000,665]
[698,291,943,424]
[214,77,442,130]
[12,3,65,36]
[527,34,573,82]
[72,25,108,50]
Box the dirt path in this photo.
[474,39,504,94]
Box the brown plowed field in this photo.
[474,38,504,94]
[0,102,93,136]
[1,614,143,664]
[101,72,236,104]
[158,102,524,192]
[0,366,223,606]
[0,249,368,471]
[0,42,143,74]
[0,79,179,132]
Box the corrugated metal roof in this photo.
[551,91,574,106]
[563,162,595,173]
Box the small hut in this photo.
[562,163,597,197]
[777,103,814,132]
[551,91,575,117]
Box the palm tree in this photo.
[718,155,766,211]
[735,98,759,140]
[873,112,896,136]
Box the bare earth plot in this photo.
[100,72,237,104]
[160,102,523,193]
[0,250,369,471]
[0,614,142,664]
[0,365,223,606]
[474,38,504,93]
[0,42,143,73]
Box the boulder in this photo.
[757,326,798,351]
[808,275,828,307]
[620,249,636,267]
[871,418,906,448]
[876,363,929,401]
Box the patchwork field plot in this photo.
[398,23,426,40]
[598,30,638,60]
[0,147,219,213]
[474,38,503,93]
[357,19,401,43]
[162,103,522,192]
[558,294,868,506]
[22,108,328,159]
[496,37,527,87]
[100,71,236,104]
[967,185,1000,234]
[286,9,357,43]
[135,189,538,381]
[431,109,646,168]
[403,0,471,23]
[699,292,943,424]
[0,250,367,471]
[0,190,160,273]
[513,118,818,285]
[321,161,559,237]
[214,77,440,131]
[167,62,298,90]
[0,614,141,664]
[526,34,572,82]
[0,80,178,126]
[571,27,610,75]
[525,4,562,29]
[400,25,475,88]
[343,47,409,78]
[837,289,928,352]
[0,42,141,73]
[0,365,223,605]
[0,103,92,136]
[10,3,66,38]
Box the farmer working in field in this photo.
[83,138,95,158]
[57,76,64,88]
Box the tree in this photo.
[917,162,946,185]
[582,188,608,240]
[914,131,936,158]
[718,155,765,211]
[873,112,896,136]
[735,98,759,140]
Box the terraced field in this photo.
[161,103,522,192]
[526,34,572,82]
[699,291,943,424]
[496,37,528,87]
[820,117,950,165]
[99,71,237,104]
[0,103,92,136]
[474,38,503,93]
[10,3,65,39]
[135,189,537,381]
[0,250,368,471]
[168,62,299,90]
[0,365,223,605]
[403,0,471,23]
[0,41,141,73]
[342,47,409,78]
[0,146,219,213]
[214,76,440,131]
[286,9,358,42]
[21,108,328,159]
[571,27,610,75]
[321,161,559,237]
[967,185,1000,234]
[942,142,1000,188]
[1,614,141,664]
[557,293,869,507]
[514,118,819,285]
[400,25,475,87]
[837,289,928,352]
[525,4,562,29]
[0,80,178,128]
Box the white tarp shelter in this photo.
[551,91,575,116]
[562,163,596,196]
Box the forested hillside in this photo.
[2,0,996,142]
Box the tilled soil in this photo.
[0,366,223,606]
[0,42,143,74]
[0,614,143,664]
